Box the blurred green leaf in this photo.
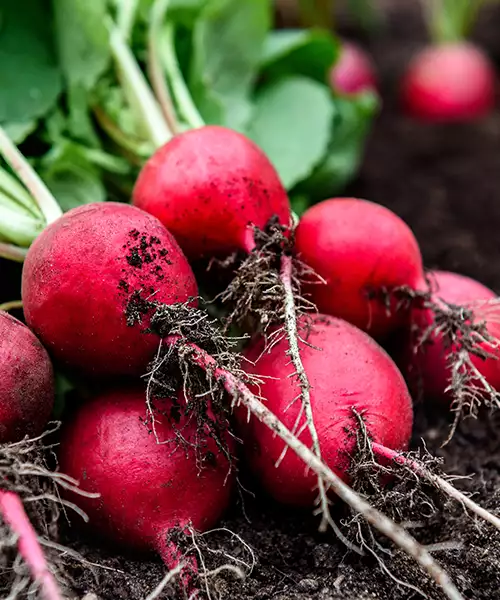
[0,0,63,123]
[53,0,110,90]
[260,29,339,83]
[53,0,111,145]
[294,91,379,202]
[247,76,334,189]
[40,142,111,211]
[190,0,270,129]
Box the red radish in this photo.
[330,41,378,95]
[406,270,500,401]
[0,311,54,443]
[21,203,197,377]
[238,315,413,506]
[295,198,424,339]
[58,388,234,583]
[401,43,495,121]
[132,125,292,259]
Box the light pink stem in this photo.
[0,490,63,600]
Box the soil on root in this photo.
[65,3,500,599]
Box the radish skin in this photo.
[330,42,378,95]
[238,315,413,505]
[58,388,234,587]
[132,125,292,259]
[406,270,500,401]
[401,43,495,122]
[0,311,54,443]
[295,198,425,339]
[22,203,197,377]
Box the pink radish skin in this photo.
[330,41,378,95]
[0,311,54,443]
[58,388,234,576]
[295,198,425,340]
[401,43,495,121]
[22,203,197,377]
[407,270,500,400]
[238,315,413,506]
[132,125,292,259]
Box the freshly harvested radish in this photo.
[239,315,414,505]
[0,311,54,443]
[22,203,197,377]
[58,388,234,585]
[295,198,424,339]
[330,41,378,95]
[401,43,495,121]
[133,125,292,259]
[406,270,500,410]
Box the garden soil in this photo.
[49,2,500,599]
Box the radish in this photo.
[132,125,292,260]
[239,314,414,505]
[401,43,495,121]
[295,198,425,339]
[58,387,234,588]
[0,311,54,443]
[329,41,378,95]
[21,203,197,377]
[406,270,500,421]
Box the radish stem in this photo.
[107,17,172,149]
[0,242,27,262]
[162,24,205,129]
[148,0,179,134]
[0,300,23,312]
[0,127,62,225]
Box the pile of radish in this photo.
[1,117,500,600]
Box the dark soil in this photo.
[29,2,500,599]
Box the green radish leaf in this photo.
[294,91,379,202]
[0,0,63,123]
[247,76,334,190]
[260,29,339,83]
[53,0,110,145]
[53,0,110,90]
[190,0,271,130]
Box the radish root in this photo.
[372,442,500,533]
[280,254,332,533]
[162,336,464,600]
[0,490,63,600]
[0,424,99,597]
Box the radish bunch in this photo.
[2,123,499,600]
